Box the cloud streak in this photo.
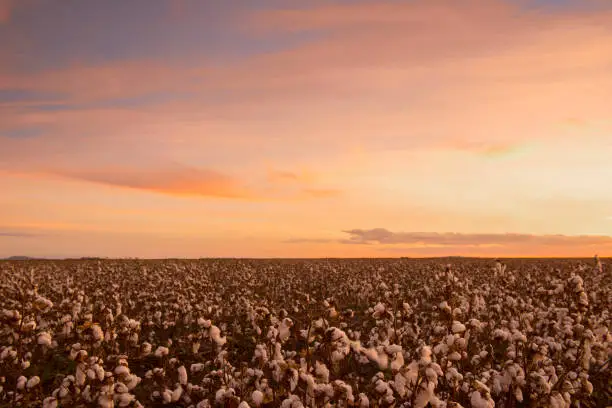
[341,228,612,247]
[0,231,40,238]
[45,164,254,199]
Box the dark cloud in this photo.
[0,231,40,237]
[341,228,612,247]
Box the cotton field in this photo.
[0,258,610,408]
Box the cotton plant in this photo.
[1,257,610,407]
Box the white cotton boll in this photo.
[439,301,452,314]
[375,380,388,394]
[252,390,264,406]
[116,393,135,407]
[91,324,104,341]
[76,364,87,386]
[58,385,69,398]
[162,389,173,404]
[94,364,105,381]
[514,387,523,402]
[191,363,205,373]
[358,393,369,408]
[210,325,227,346]
[98,394,114,408]
[26,376,40,389]
[386,344,402,354]
[238,402,250,408]
[172,385,183,402]
[154,346,169,358]
[43,397,58,408]
[124,374,141,390]
[17,375,27,390]
[414,382,435,408]
[37,332,52,346]
[315,361,330,383]
[448,351,462,361]
[390,350,404,371]
[452,321,466,334]
[470,391,494,408]
[115,383,129,394]
[582,378,593,394]
[288,368,299,392]
[178,365,188,385]
[23,320,37,332]
[115,365,130,376]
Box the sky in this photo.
[1,0,612,258]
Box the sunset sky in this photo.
[1,0,612,258]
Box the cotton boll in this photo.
[16,376,26,390]
[116,393,135,407]
[114,365,130,376]
[252,390,264,406]
[514,387,523,402]
[172,385,183,402]
[358,393,369,407]
[178,365,188,385]
[42,397,58,408]
[98,394,114,408]
[210,325,227,346]
[452,321,466,334]
[37,332,52,346]
[162,389,173,404]
[91,324,104,341]
[26,376,40,389]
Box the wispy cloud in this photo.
[0,0,14,24]
[24,163,343,202]
[341,228,612,247]
[0,231,40,238]
[47,164,253,199]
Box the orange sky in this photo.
[1,0,612,258]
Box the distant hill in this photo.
[3,256,39,260]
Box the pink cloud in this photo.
[0,0,14,24]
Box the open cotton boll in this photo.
[357,393,369,408]
[470,390,495,408]
[172,385,183,402]
[452,321,466,334]
[26,376,40,389]
[390,350,404,371]
[98,394,114,408]
[16,375,27,390]
[252,390,264,406]
[178,365,188,385]
[210,325,227,346]
[315,361,330,383]
[116,393,135,407]
[37,332,52,346]
[91,324,104,341]
[114,365,130,376]
[42,397,58,408]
